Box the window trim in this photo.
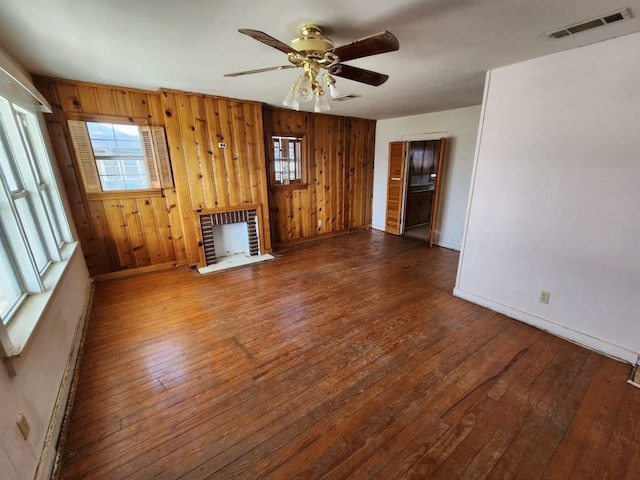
[1,242,79,358]
[268,132,309,190]
[67,115,174,195]
[66,111,150,126]
[0,93,78,365]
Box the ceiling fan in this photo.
[224,24,399,112]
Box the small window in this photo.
[271,135,305,186]
[67,120,173,194]
[87,122,149,191]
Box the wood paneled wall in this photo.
[263,107,375,244]
[35,78,270,276]
[34,78,187,276]
[35,77,375,276]
[159,90,271,266]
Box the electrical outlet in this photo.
[218,142,227,148]
[539,291,551,304]
[16,413,30,440]
[317,220,322,227]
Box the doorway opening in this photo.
[384,138,446,247]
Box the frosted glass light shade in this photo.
[282,89,295,107]
[314,93,330,113]
[328,82,340,99]
[296,73,313,101]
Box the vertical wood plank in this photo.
[146,94,166,127]
[86,199,119,273]
[249,104,272,253]
[103,199,134,269]
[150,196,175,263]
[114,88,135,117]
[200,98,220,209]
[190,94,215,208]
[75,85,100,113]
[243,103,260,205]
[138,197,166,264]
[164,189,186,261]
[160,90,201,266]
[176,93,206,211]
[218,99,240,206]
[55,83,83,113]
[94,88,120,116]
[206,98,230,209]
[122,198,150,267]
[230,101,251,204]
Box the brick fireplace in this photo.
[199,208,259,265]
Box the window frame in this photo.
[87,121,152,192]
[268,132,308,190]
[66,113,174,198]
[0,94,75,334]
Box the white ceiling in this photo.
[0,0,639,119]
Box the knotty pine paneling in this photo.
[263,107,376,244]
[34,77,187,275]
[160,90,271,265]
[35,76,370,273]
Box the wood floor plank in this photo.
[139,307,501,479]
[57,230,639,480]
[542,359,627,479]
[65,288,468,476]
[601,377,640,479]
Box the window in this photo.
[68,120,173,194]
[0,95,72,325]
[87,122,149,191]
[271,135,306,186]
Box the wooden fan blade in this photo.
[333,31,399,62]
[238,29,296,54]
[334,64,389,86]
[224,65,297,77]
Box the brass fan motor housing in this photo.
[290,25,334,53]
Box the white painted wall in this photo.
[455,32,640,363]
[0,45,92,480]
[372,105,482,250]
[1,251,90,480]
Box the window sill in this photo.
[270,183,309,191]
[2,242,80,358]
[87,189,164,200]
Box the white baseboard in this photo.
[434,240,461,251]
[453,287,638,364]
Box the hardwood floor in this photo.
[58,230,640,479]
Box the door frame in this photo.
[399,134,447,237]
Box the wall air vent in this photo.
[332,94,361,102]
[546,7,632,39]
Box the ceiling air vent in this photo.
[333,94,361,102]
[546,7,632,39]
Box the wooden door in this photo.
[385,141,406,234]
[429,138,447,247]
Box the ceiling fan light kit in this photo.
[225,24,399,113]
